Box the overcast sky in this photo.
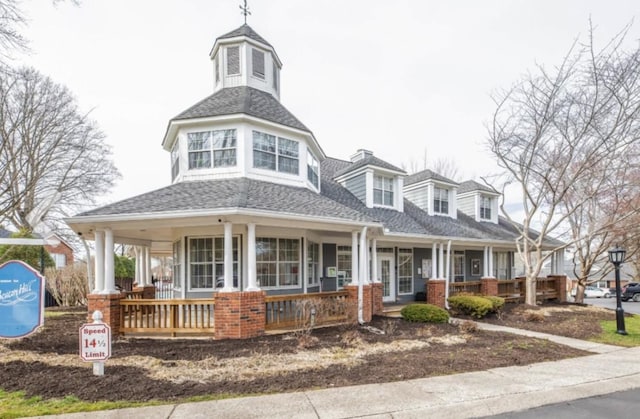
[15,0,640,210]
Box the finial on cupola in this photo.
[240,0,251,24]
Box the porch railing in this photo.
[264,291,349,331]
[449,281,482,295]
[120,299,215,336]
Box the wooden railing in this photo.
[449,281,482,295]
[497,278,524,302]
[120,299,215,336]
[264,291,349,331]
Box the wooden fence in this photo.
[449,281,482,295]
[264,291,350,330]
[449,277,560,303]
[120,299,215,336]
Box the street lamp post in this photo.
[608,246,627,336]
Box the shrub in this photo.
[458,320,479,333]
[401,303,449,323]
[448,295,494,318]
[484,296,505,312]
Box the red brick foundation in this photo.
[426,279,446,308]
[87,293,123,337]
[344,284,373,323]
[481,277,498,296]
[371,282,384,316]
[213,291,266,339]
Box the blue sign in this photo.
[0,260,45,339]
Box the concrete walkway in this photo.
[33,324,640,419]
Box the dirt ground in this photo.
[0,303,614,403]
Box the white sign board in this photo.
[79,323,111,362]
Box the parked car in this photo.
[571,286,610,298]
[621,283,640,302]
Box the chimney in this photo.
[350,149,373,163]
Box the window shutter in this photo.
[252,48,265,79]
[227,46,240,75]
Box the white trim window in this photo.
[172,240,182,290]
[187,130,237,170]
[397,248,413,294]
[52,253,66,269]
[226,46,240,75]
[252,131,299,174]
[252,48,265,79]
[480,196,492,220]
[434,187,449,214]
[188,237,239,290]
[307,150,319,188]
[171,140,179,181]
[453,251,465,282]
[337,245,352,289]
[374,175,394,206]
[307,241,319,286]
[256,238,300,288]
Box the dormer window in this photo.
[226,46,240,75]
[253,130,299,174]
[171,140,180,180]
[434,187,449,214]
[252,48,265,79]
[307,150,319,188]
[480,196,492,220]
[374,175,394,206]
[188,129,237,170]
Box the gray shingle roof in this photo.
[78,178,374,223]
[404,169,458,187]
[172,86,310,132]
[217,24,272,48]
[458,180,498,195]
[333,156,406,179]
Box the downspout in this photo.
[358,226,367,324]
[445,240,451,309]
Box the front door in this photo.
[379,255,395,302]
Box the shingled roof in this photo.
[171,86,310,132]
[404,169,458,187]
[458,180,499,195]
[216,24,272,48]
[333,156,406,179]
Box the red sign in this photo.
[79,323,111,361]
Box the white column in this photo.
[93,230,105,293]
[431,243,437,279]
[483,246,489,277]
[247,223,259,291]
[359,227,368,285]
[488,246,494,278]
[133,246,140,286]
[371,238,378,283]
[180,236,187,299]
[103,228,117,294]
[351,231,359,285]
[222,222,234,291]
[438,243,444,279]
[145,246,151,286]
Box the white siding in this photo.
[457,195,475,218]
[404,187,429,212]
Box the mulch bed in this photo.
[0,303,605,403]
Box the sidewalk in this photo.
[33,325,640,419]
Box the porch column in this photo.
[438,243,444,279]
[133,246,140,285]
[103,228,117,294]
[94,230,105,293]
[246,223,259,291]
[351,231,359,285]
[359,227,368,284]
[371,238,378,283]
[144,246,151,286]
[483,246,489,277]
[488,246,494,278]
[221,222,234,292]
[431,243,437,278]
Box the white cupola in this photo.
[209,24,282,99]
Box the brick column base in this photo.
[133,285,156,299]
[214,291,266,339]
[548,275,568,302]
[426,279,446,308]
[344,284,373,323]
[87,293,123,337]
[371,282,384,316]
[481,277,499,297]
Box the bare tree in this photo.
[0,66,120,232]
[0,0,27,62]
[401,147,461,181]
[487,22,640,305]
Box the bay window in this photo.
[253,131,299,174]
[307,150,319,188]
[188,129,237,169]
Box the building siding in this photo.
[345,173,367,202]
[457,195,476,219]
[404,187,429,211]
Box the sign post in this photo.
[79,310,111,376]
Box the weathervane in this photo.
[240,0,251,24]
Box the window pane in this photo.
[278,138,299,158]
[212,129,236,149]
[214,149,236,167]
[253,131,276,152]
[188,132,211,150]
[189,151,211,169]
[278,156,299,174]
